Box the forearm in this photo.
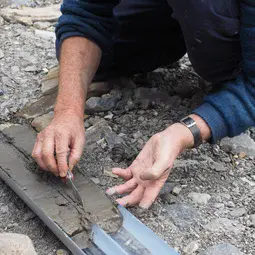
[55,37,101,118]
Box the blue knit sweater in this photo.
[55,0,255,143]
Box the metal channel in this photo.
[118,205,179,255]
[0,168,87,255]
[0,167,179,255]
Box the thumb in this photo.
[140,160,171,181]
[68,137,85,171]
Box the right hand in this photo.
[32,111,85,177]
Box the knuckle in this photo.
[32,152,40,159]
[42,149,52,159]
[56,148,68,156]
[150,172,160,179]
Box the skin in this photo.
[32,37,211,208]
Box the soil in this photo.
[0,1,255,255]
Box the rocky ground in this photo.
[0,1,255,255]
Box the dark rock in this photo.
[85,95,120,113]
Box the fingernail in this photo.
[139,202,149,210]
[60,171,66,178]
[106,187,116,196]
[69,164,74,171]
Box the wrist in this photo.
[54,107,84,120]
[165,123,195,150]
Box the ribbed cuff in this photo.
[192,103,229,143]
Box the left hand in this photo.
[106,123,195,209]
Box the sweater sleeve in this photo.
[55,0,119,57]
[193,0,255,143]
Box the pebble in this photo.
[90,177,100,185]
[0,49,4,59]
[213,203,224,209]
[239,151,246,158]
[23,211,36,222]
[226,201,236,208]
[0,233,37,255]
[183,241,199,254]
[188,192,211,205]
[104,113,113,120]
[172,186,182,196]
[133,131,143,140]
[56,249,70,255]
[200,243,242,255]
[0,204,9,214]
[24,65,38,72]
[33,21,51,30]
[7,223,19,229]
[0,16,4,26]
[230,207,246,218]
[161,193,178,204]
[249,214,255,226]
[209,161,227,172]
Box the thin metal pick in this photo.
[65,170,84,207]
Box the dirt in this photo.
[0,1,255,255]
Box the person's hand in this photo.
[106,123,195,209]
[32,111,85,177]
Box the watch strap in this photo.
[179,116,202,147]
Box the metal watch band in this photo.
[179,116,202,147]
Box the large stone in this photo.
[229,208,246,218]
[41,66,59,95]
[0,5,61,24]
[220,133,255,157]
[204,218,245,235]
[85,95,119,113]
[17,93,57,119]
[188,192,211,205]
[0,233,37,255]
[33,21,51,30]
[1,124,37,157]
[183,241,199,254]
[0,49,4,59]
[250,214,255,226]
[200,243,242,255]
[31,112,54,132]
[35,29,55,41]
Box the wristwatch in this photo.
[179,116,202,148]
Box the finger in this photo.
[140,160,171,181]
[32,136,47,171]
[68,135,85,171]
[55,136,70,177]
[116,185,145,207]
[112,168,133,181]
[41,136,58,176]
[139,185,162,209]
[106,179,138,196]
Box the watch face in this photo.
[182,117,195,128]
